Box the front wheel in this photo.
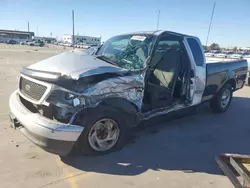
[210,84,233,113]
[76,106,130,155]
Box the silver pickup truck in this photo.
[9,30,248,156]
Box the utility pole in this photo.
[205,2,216,49]
[156,10,160,30]
[36,27,38,36]
[28,22,30,32]
[72,10,75,49]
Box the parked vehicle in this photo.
[9,30,248,156]
[205,50,221,57]
[20,40,31,45]
[82,44,91,49]
[76,43,84,48]
[231,52,250,59]
[62,42,73,47]
[28,40,45,47]
[7,40,17,44]
[216,51,234,58]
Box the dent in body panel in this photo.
[80,74,145,109]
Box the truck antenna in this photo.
[72,10,75,49]
[205,2,216,48]
[156,10,160,30]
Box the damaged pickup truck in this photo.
[9,31,248,156]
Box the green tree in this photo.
[202,45,208,50]
[233,46,238,51]
[209,43,220,50]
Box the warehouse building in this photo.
[63,34,101,45]
[0,29,34,42]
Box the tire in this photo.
[210,84,233,113]
[76,106,131,156]
[30,44,34,46]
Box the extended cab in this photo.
[9,31,248,156]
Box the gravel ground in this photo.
[1,43,249,188]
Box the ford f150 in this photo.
[9,30,248,156]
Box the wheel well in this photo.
[224,79,236,91]
[74,98,140,127]
[100,97,140,113]
[99,98,140,127]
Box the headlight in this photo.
[64,92,85,106]
[65,92,76,100]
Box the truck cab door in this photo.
[184,37,206,105]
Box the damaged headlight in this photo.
[65,93,76,100]
[64,92,86,106]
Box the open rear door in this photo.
[184,37,206,106]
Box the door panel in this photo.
[143,45,182,111]
[184,37,206,105]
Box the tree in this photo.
[209,43,220,50]
[202,45,208,50]
[233,46,238,51]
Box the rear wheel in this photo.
[76,106,130,155]
[210,84,232,113]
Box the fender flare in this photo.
[75,97,140,128]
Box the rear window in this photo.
[187,38,204,66]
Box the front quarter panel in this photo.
[81,74,145,110]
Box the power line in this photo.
[205,2,216,48]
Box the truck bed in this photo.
[202,59,248,102]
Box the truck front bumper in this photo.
[9,90,84,156]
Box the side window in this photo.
[187,38,204,66]
[156,37,180,52]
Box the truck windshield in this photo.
[96,34,154,70]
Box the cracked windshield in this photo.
[1,0,250,188]
[96,34,153,70]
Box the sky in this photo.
[1,0,250,47]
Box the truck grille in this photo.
[19,77,47,101]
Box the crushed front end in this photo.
[9,65,144,156]
[9,73,84,156]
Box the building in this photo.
[0,29,34,42]
[63,34,101,45]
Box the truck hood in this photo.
[28,51,127,80]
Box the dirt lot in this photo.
[1,43,250,188]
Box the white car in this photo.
[27,41,45,47]
[230,52,250,59]
[63,43,73,47]
[205,51,220,57]
[20,40,31,45]
[215,51,234,58]
[77,43,84,48]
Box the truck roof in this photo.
[119,30,194,38]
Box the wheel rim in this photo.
[221,89,231,108]
[88,118,120,152]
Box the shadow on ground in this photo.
[62,96,250,176]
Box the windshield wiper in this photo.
[96,55,119,66]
